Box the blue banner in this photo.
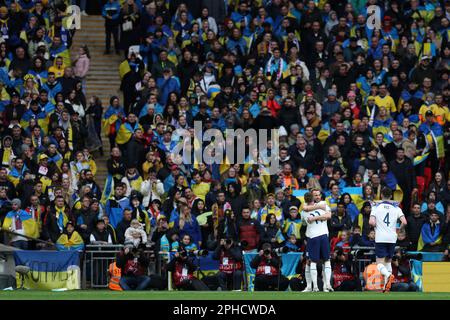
[243,252,302,291]
[14,251,81,290]
[407,252,444,262]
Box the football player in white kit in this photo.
[301,190,333,292]
[369,187,407,293]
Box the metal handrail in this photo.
[1,230,55,247]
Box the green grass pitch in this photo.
[0,290,449,300]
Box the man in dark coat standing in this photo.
[406,203,427,250]
[389,148,417,214]
[126,128,146,171]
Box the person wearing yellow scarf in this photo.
[0,136,15,169]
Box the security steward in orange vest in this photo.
[212,237,243,290]
[166,247,210,291]
[108,261,123,291]
[250,242,289,291]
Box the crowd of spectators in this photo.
[0,0,450,290]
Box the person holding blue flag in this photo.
[2,198,38,249]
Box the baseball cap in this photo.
[421,55,431,61]
[38,153,49,161]
[425,110,434,117]
[289,206,298,211]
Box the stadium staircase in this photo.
[71,15,123,188]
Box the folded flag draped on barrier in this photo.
[13,251,81,290]
[243,252,302,292]
[411,259,423,292]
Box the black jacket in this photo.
[406,214,427,249]
[389,158,416,192]
[116,219,132,244]
[329,213,353,238]
[125,136,146,169]
[250,253,282,271]
[212,244,243,262]
[42,206,74,243]
[261,224,279,245]
[288,145,315,173]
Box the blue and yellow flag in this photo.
[275,228,286,244]
[419,122,445,159]
[317,122,331,144]
[283,219,302,239]
[56,231,85,251]
[2,210,38,239]
[243,252,302,291]
[13,251,81,290]
[411,259,423,292]
[100,174,114,205]
[115,122,143,145]
[342,187,364,210]
[414,152,429,166]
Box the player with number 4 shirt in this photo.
[369,187,407,293]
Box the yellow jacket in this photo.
[374,95,396,114]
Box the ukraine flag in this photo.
[13,251,81,290]
[342,187,365,210]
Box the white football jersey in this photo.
[370,201,404,243]
[301,205,329,239]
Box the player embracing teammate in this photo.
[301,189,333,292]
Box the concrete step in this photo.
[71,15,122,189]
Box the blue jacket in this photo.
[174,216,202,246]
[156,76,180,105]
[42,81,62,100]
[105,196,130,228]
[102,1,121,24]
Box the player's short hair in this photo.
[304,192,313,204]
[381,187,392,199]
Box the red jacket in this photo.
[238,219,261,250]
[219,250,242,274]
[332,262,355,289]
[267,99,281,117]
[172,261,195,287]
